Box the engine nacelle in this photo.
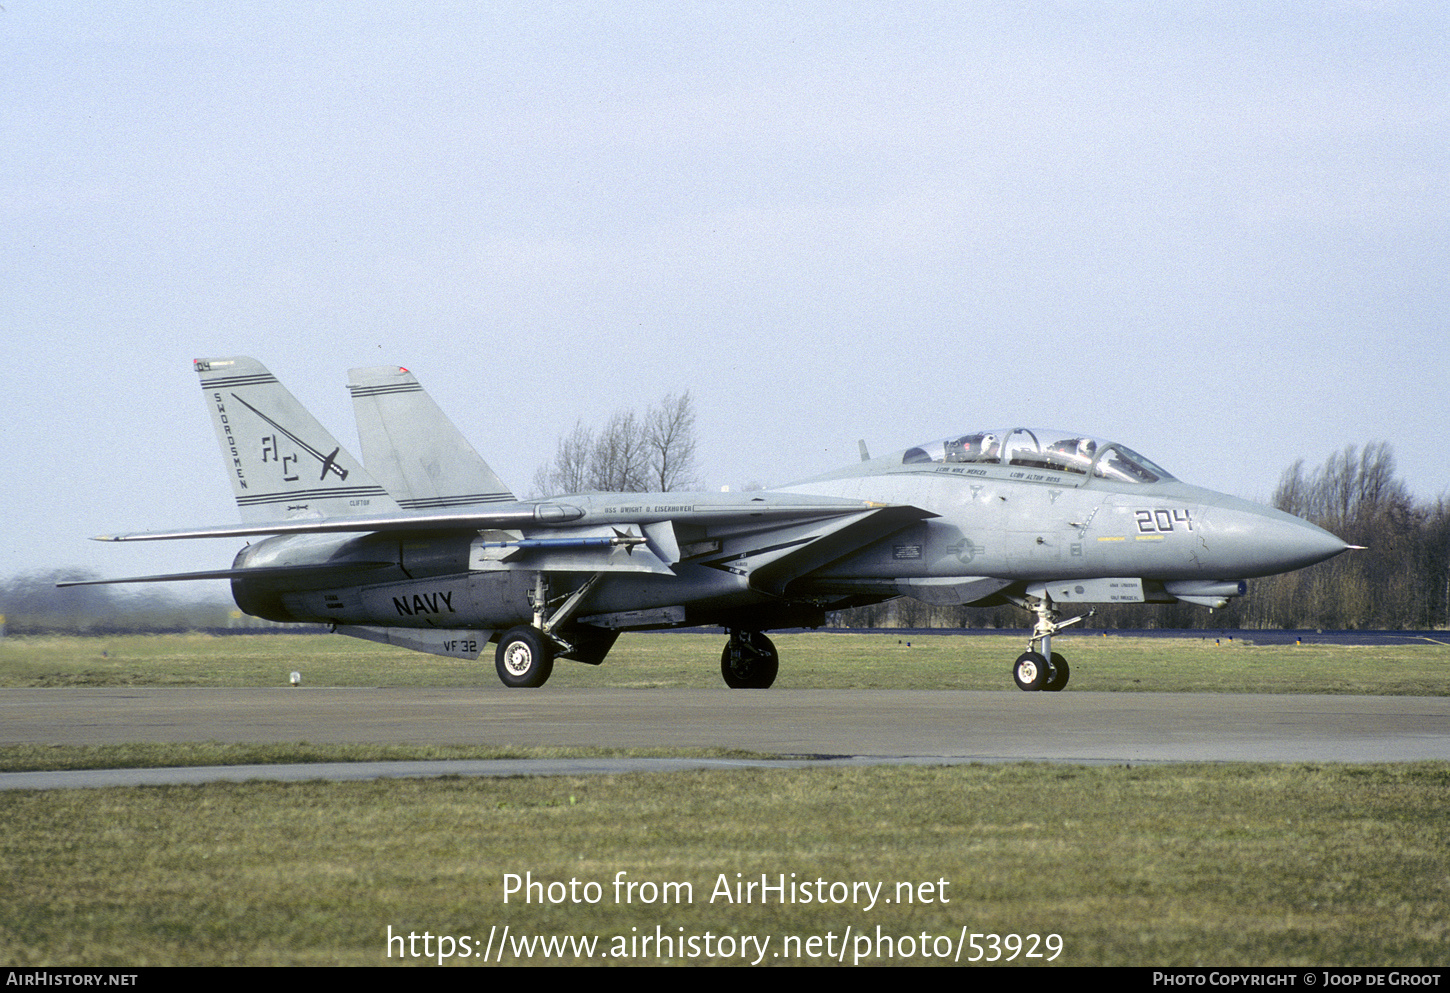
[228,531,480,623]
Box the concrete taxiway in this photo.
[2,687,1447,789]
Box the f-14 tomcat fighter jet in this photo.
[68,357,1349,691]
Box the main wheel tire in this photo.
[720,632,779,689]
[496,626,554,688]
[1013,651,1049,691]
[1043,652,1070,692]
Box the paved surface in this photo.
[2,687,1447,788]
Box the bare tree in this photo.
[533,391,699,495]
[1266,441,1429,629]
[1272,458,1310,517]
[1274,443,1408,528]
[531,420,595,496]
[647,391,697,492]
[588,408,650,492]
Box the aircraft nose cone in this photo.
[1199,497,1349,578]
[1254,514,1350,573]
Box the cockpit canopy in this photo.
[901,428,1174,484]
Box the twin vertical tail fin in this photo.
[194,357,400,522]
[348,365,515,510]
[194,357,515,524]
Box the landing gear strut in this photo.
[720,630,779,688]
[1007,593,1090,692]
[494,572,605,688]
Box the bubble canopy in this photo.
[900,428,1176,484]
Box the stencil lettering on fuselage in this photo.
[393,590,456,616]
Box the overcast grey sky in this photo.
[2,2,1446,580]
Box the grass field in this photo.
[2,632,1447,967]
[2,763,1446,966]
[2,629,1448,694]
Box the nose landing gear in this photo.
[1008,594,1089,692]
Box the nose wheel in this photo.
[1013,652,1049,691]
[1042,653,1069,691]
[1012,651,1068,691]
[1008,594,1087,692]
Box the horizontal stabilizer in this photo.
[56,562,394,587]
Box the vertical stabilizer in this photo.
[194,357,400,522]
[348,365,516,510]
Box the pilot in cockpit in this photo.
[945,433,1000,463]
[1046,436,1097,472]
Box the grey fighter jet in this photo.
[64,357,1350,691]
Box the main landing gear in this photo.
[1008,594,1091,692]
[720,629,779,689]
[496,625,554,688]
[495,572,605,688]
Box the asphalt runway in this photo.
[3,686,1447,788]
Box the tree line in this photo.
[0,572,282,635]
[1246,443,1449,630]
[531,392,698,496]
